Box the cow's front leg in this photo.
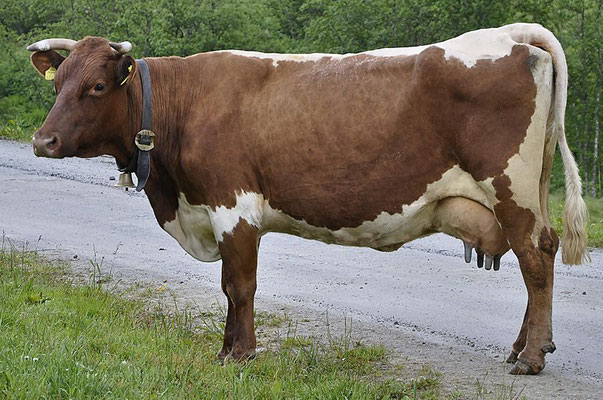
[217,219,259,361]
[217,289,236,359]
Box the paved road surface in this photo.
[1,139,601,398]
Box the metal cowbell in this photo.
[115,172,135,188]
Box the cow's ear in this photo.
[30,50,65,80]
[116,55,136,87]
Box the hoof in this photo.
[542,342,556,354]
[509,359,543,375]
[506,350,519,364]
[228,348,256,362]
[217,347,231,361]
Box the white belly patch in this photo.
[162,197,220,262]
[162,192,264,262]
[261,165,490,248]
[162,165,490,261]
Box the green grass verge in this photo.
[0,246,451,399]
[549,192,603,248]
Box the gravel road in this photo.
[1,139,602,399]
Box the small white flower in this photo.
[24,355,30,360]
[33,357,39,362]
[121,360,128,365]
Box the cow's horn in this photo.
[27,38,77,52]
[109,41,132,54]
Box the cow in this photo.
[27,23,589,375]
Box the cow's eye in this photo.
[94,83,105,91]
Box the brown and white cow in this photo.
[27,23,589,375]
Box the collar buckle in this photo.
[135,129,155,151]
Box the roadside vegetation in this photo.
[0,244,468,399]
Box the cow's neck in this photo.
[119,57,198,224]
[118,58,189,165]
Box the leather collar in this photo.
[117,58,155,191]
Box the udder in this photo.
[433,197,509,269]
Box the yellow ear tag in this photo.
[45,66,56,81]
[120,65,133,86]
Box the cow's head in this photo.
[28,37,137,159]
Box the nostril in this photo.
[44,136,59,150]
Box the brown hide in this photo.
[145,46,535,230]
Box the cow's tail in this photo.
[509,23,590,264]
[558,133,590,264]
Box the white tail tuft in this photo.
[558,132,590,264]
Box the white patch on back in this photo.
[213,24,537,69]
[213,50,347,68]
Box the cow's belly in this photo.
[261,165,492,249]
[262,200,437,249]
[162,166,492,260]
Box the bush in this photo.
[0,94,48,141]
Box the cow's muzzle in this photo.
[33,132,62,158]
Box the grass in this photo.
[474,376,527,400]
[0,244,455,399]
[549,192,603,248]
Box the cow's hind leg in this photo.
[509,230,557,375]
[492,176,558,375]
[217,220,259,361]
[506,300,529,363]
